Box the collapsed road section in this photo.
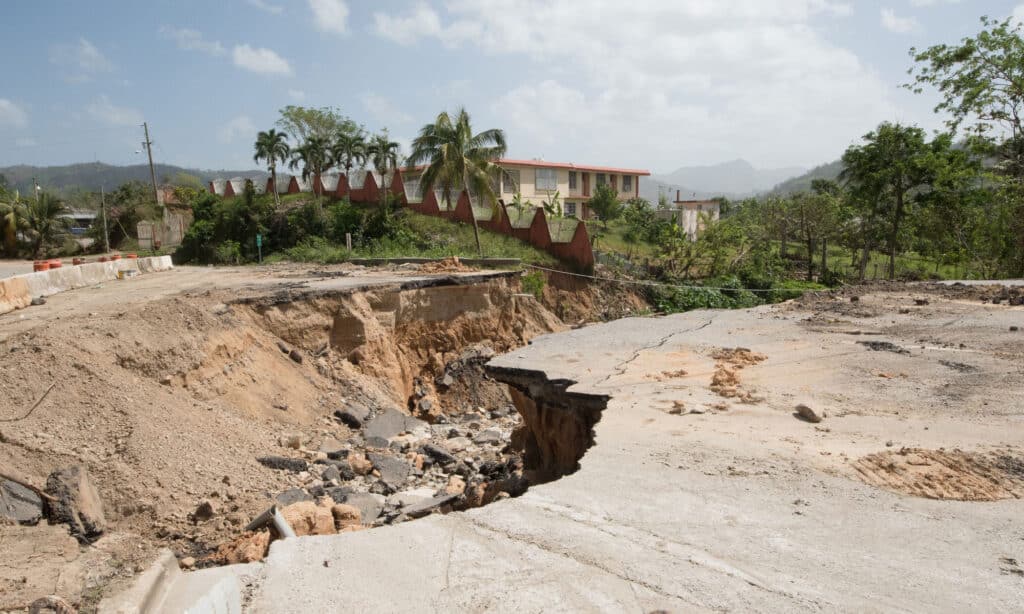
[2,263,598,612]
[98,283,1024,613]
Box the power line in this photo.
[523,263,790,294]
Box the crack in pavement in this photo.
[460,515,705,609]
[596,317,716,388]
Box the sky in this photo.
[0,0,1022,175]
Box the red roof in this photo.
[405,159,650,176]
[496,158,651,176]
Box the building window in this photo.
[536,168,557,191]
[596,173,607,187]
[502,169,520,193]
[568,171,577,191]
[565,202,577,217]
[623,175,632,192]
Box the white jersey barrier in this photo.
[0,255,174,316]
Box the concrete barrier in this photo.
[0,256,174,316]
[0,276,31,315]
[98,549,255,614]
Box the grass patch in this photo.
[269,209,558,266]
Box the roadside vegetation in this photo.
[586,16,1024,315]
[6,16,1024,318]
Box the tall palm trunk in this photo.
[464,171,483,258]
[270,162,281,208]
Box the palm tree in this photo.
[254,129,290,207]
[367,133,401,205]
[24,192,69,258]
[289,135,332,212]
[0,197,27,257]
[407,108,507,257]
[330,131,367,187]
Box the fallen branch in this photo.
[0,382,56,423]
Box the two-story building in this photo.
[404,158,651,219]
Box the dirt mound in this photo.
[852,448,1024,501]
[709,347,766,402]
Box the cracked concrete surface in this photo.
[178,290,1024,612]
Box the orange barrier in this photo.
[34,261,50,272]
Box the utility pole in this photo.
[32,177,39,203]
[100,185,110,254]
[142,122,160,208]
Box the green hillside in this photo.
[0,162,264,195]
[770,160,843,194]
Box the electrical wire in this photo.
[522,263,796,294]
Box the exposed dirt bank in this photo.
[0,267,586,611]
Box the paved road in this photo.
[0,259,31,278]
[0,263,512,341]
[160,289,1024,612]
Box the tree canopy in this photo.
[907,16,1024,178]
[276,106,361,144]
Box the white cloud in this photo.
[288,89,306,101]
[50,38,112,82]
[1014,4,1024,22]
[159,26,225,55]
[0,99,28,128]
[218,115,257,144]
[909,0,961,6]
[309,0,349,34]
[386,1,895,168]
[246,0,284,14]
[361,92,413,126]
[232,44,293,75]
[881,8,921,33]
[87,95,143,126]
[15,137,37,148]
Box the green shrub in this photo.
[215,240,242,265]
[521,271,546,299]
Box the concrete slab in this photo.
[219,298,1024,612]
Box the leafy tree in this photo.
[840,122,936,279]
[289,135,333,211]
[330,131,367,184]
[367,133,401,205]
[622,197,662,244]
[587,184,623,228]
[24,192,70,257]
[100,181,155,249]
[790,191,842,281]
[0,173,7,190]
[907,16,1024,178]
[276,106,360,144]
[254,128,291,207]
[408,108,507,257]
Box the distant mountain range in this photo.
[0,163,265,195]
[639,159,811,202]
[1,158,844,203]
[769,160,844,195]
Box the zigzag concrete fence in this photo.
[0,255,174,316]
[210,170,596,272]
